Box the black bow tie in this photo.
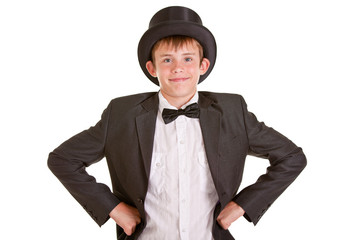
[162,103,200,124]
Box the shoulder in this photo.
[101,92,158,118]
[108,92,157,108]
[110,92,157,104]
[199,91,246,106]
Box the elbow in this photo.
[297,147,307,169]
[47,152,64,175]
[281,147,307,176]
[47,152,56,173]
[297,153,307,174]
[292,149,307,175]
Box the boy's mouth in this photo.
[169,77,189,82]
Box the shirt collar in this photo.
[158,91,199,113]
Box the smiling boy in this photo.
[48,6,306,240]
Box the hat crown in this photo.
[149,6,203,28]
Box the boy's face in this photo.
[146,41,210,106]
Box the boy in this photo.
[48,6,306,240]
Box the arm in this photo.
[47,101,121,226]
[232,96,307,225]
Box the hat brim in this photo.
[138,21,216,86]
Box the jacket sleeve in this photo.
[47,101,121,227]
[232,95,307,225]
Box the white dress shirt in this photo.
[138,92,219,240]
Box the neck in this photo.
[160,90,196,109]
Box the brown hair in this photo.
[151,36,204,64]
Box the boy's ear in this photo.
[200,58,211,76]
[146,61,157,77]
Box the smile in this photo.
[169,77,189,82]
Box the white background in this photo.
[1,0,359,239]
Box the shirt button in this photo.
[179,140,185,144]
[156,162,161,167]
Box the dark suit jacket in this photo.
[48,91,306,240]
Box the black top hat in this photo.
[138,6,217,86]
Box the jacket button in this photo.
[137,198,143,204]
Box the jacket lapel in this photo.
[198,93,222,193]
[135,93,159,179]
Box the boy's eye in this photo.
[164,58,171,63]
[185,57,192,62]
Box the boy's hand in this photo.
[217,201,245,230]
[109,202,141,236]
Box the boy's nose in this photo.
[172,61,184,73]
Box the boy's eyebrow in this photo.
[159,53,173,57]
[182,52,196,56]
[159,52,196,57]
